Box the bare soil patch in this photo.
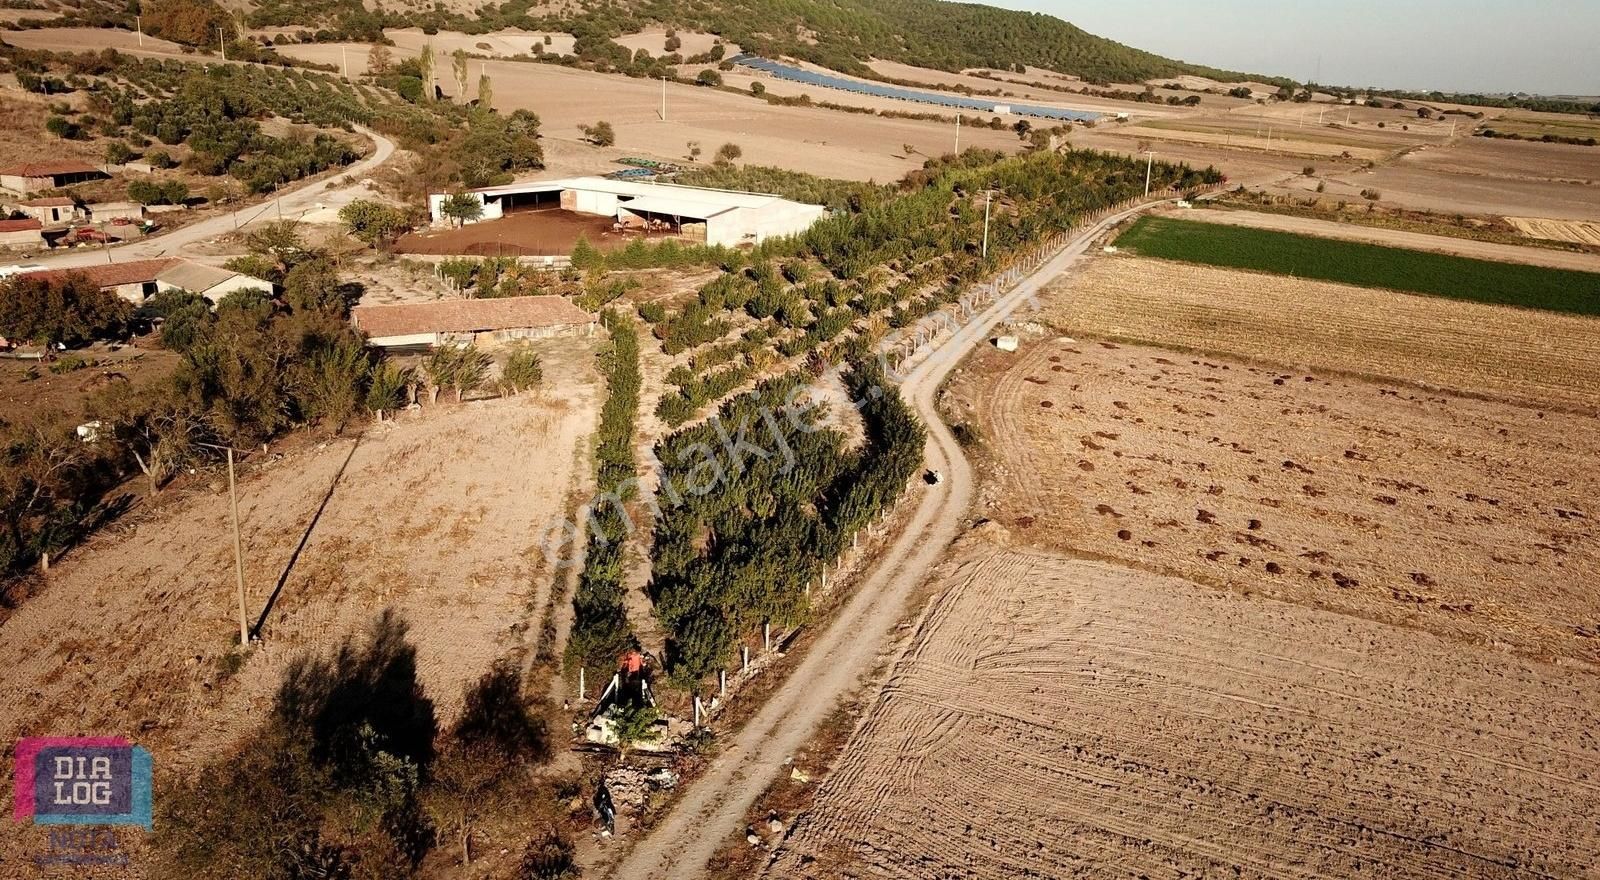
[1335,139,1600,220]
[0,344,178,427]
[0,26,184,55]
[950,336,1600,665]
[397,208,656,256]
[1039,256,1600,412]
[768,544,1600,878]
[612,28,727,59]
[439,56,1025,182]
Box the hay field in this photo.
[766,545,1600,879]
[1041,256,1600,411]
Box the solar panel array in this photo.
[731,55,1102,123]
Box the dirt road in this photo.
[1184,207,1600,271]
[603,202,1165,880]
[29,125,395,270]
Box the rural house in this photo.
[86,201,145,224]
[10,197,81,226]
[153,261,272,303]
[351,296,596,350]
[0,161,107,196]
[29,259,271,305]
[0,218,45,249]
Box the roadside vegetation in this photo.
[155,611,571,879]
[1115,216,1600,317]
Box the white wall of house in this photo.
[0,229,44,249]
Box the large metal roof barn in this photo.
[429,177,827,248]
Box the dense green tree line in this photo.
[566,311,642,675]
[647,358,923,686]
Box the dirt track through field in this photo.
[766,545,1600,879]
[601,201,1170,880]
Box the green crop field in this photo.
[1114,216,1600,317]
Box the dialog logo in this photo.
[13,737,152,830]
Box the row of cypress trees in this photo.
[648,359,924,687]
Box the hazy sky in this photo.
[990,0,1597,95]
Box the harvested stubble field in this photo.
[953,336,1600,665]
[1038,257,1600,412]
[1114,216,1600,316]
[766,543,1600,879]
[1507,216,1600,246]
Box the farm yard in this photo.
[1113,216,1600,315]
[396,208,620,256]
[766,545,1600,879]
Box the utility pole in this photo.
[954,112,961,154]
[135,15,142,47]
[661,76,668,121]
[1143,150,1155,197]
[982,190,993,259]
[198,443,251,646]
[218,26,226,61]
[342,46,349,79]
[227,447,247,646]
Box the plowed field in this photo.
[767,546,1600,879]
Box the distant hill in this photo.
[238,0,1286,86]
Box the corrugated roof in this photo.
[465,177,800,211]
[19,197,75,207]
[617,195,738,219]
[0,219,43,233]
[353,296,594,339]
[156,262,238,292]
[0,160,100,178]
[34,258,178,289]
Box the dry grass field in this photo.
[1038,256,1600,412]
[766,544,1600,879]
[0,339,600,777]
